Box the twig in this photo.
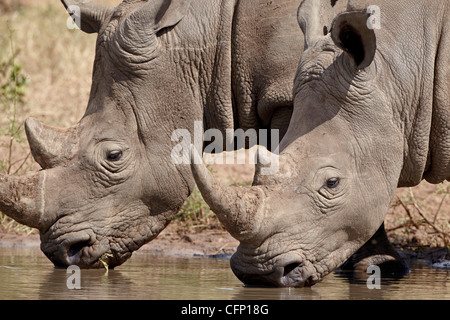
[385,220,415,232]
[12,152,31,175]
[433,192,448,224]
[409,188,446,235]
[396,195,420,228]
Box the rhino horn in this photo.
[0,171,46,231]
[190,145,266,241]
[61,0,114,33]
[25,118,79,169]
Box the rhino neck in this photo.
[374,1,450,186]
[422,2,450,184]
[200,0,236,137]
[137,0,237,146]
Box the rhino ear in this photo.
[297,0,349,48]
[61,0,114,34]
[330,10,376,69]
[153,0,193,33]
[131,0,193,34]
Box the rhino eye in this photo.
[326,177,340,189]
[106,150,123,162]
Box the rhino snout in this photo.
[43,235,115,269]
[231,256,314,287]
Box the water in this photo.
[0,247,448,300]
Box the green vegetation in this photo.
[0,22,30,174]
[99,253,114,273]
[0,22,33,233]
[176,184,221,231]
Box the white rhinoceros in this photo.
[0,0,313,268]
[191,0,449,286]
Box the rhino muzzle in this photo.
[230,253,317,287]
[41,234,120,269]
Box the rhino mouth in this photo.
[41,232,127,269]
[231,252,325,288]
[280,262,316,287]
[238,262,319,288]
[65,239,107,268]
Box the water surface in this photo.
[0,248,448,300]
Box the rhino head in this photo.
[0,0,203,268]
[192,0,447,287]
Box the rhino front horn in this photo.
[25,118,79,169]
[0,171,46,231]
[189,145,266,241]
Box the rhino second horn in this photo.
[0,171,46,231]
[189,145,265,241]
[254,147,279,176]
[25,118,79,169]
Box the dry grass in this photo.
[386,181,450,253]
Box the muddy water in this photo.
[0,247,448,300]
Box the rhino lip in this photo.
[235,258,314,287]
[280,269,313,287]
[242,258,314,287]
[280,261,316,287]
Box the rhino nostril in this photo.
[283,262,302,277]
[68,241,90,258]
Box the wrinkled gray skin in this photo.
[0,0,302,268]
[192,0,449,287]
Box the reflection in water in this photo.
[0,248,448,300]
